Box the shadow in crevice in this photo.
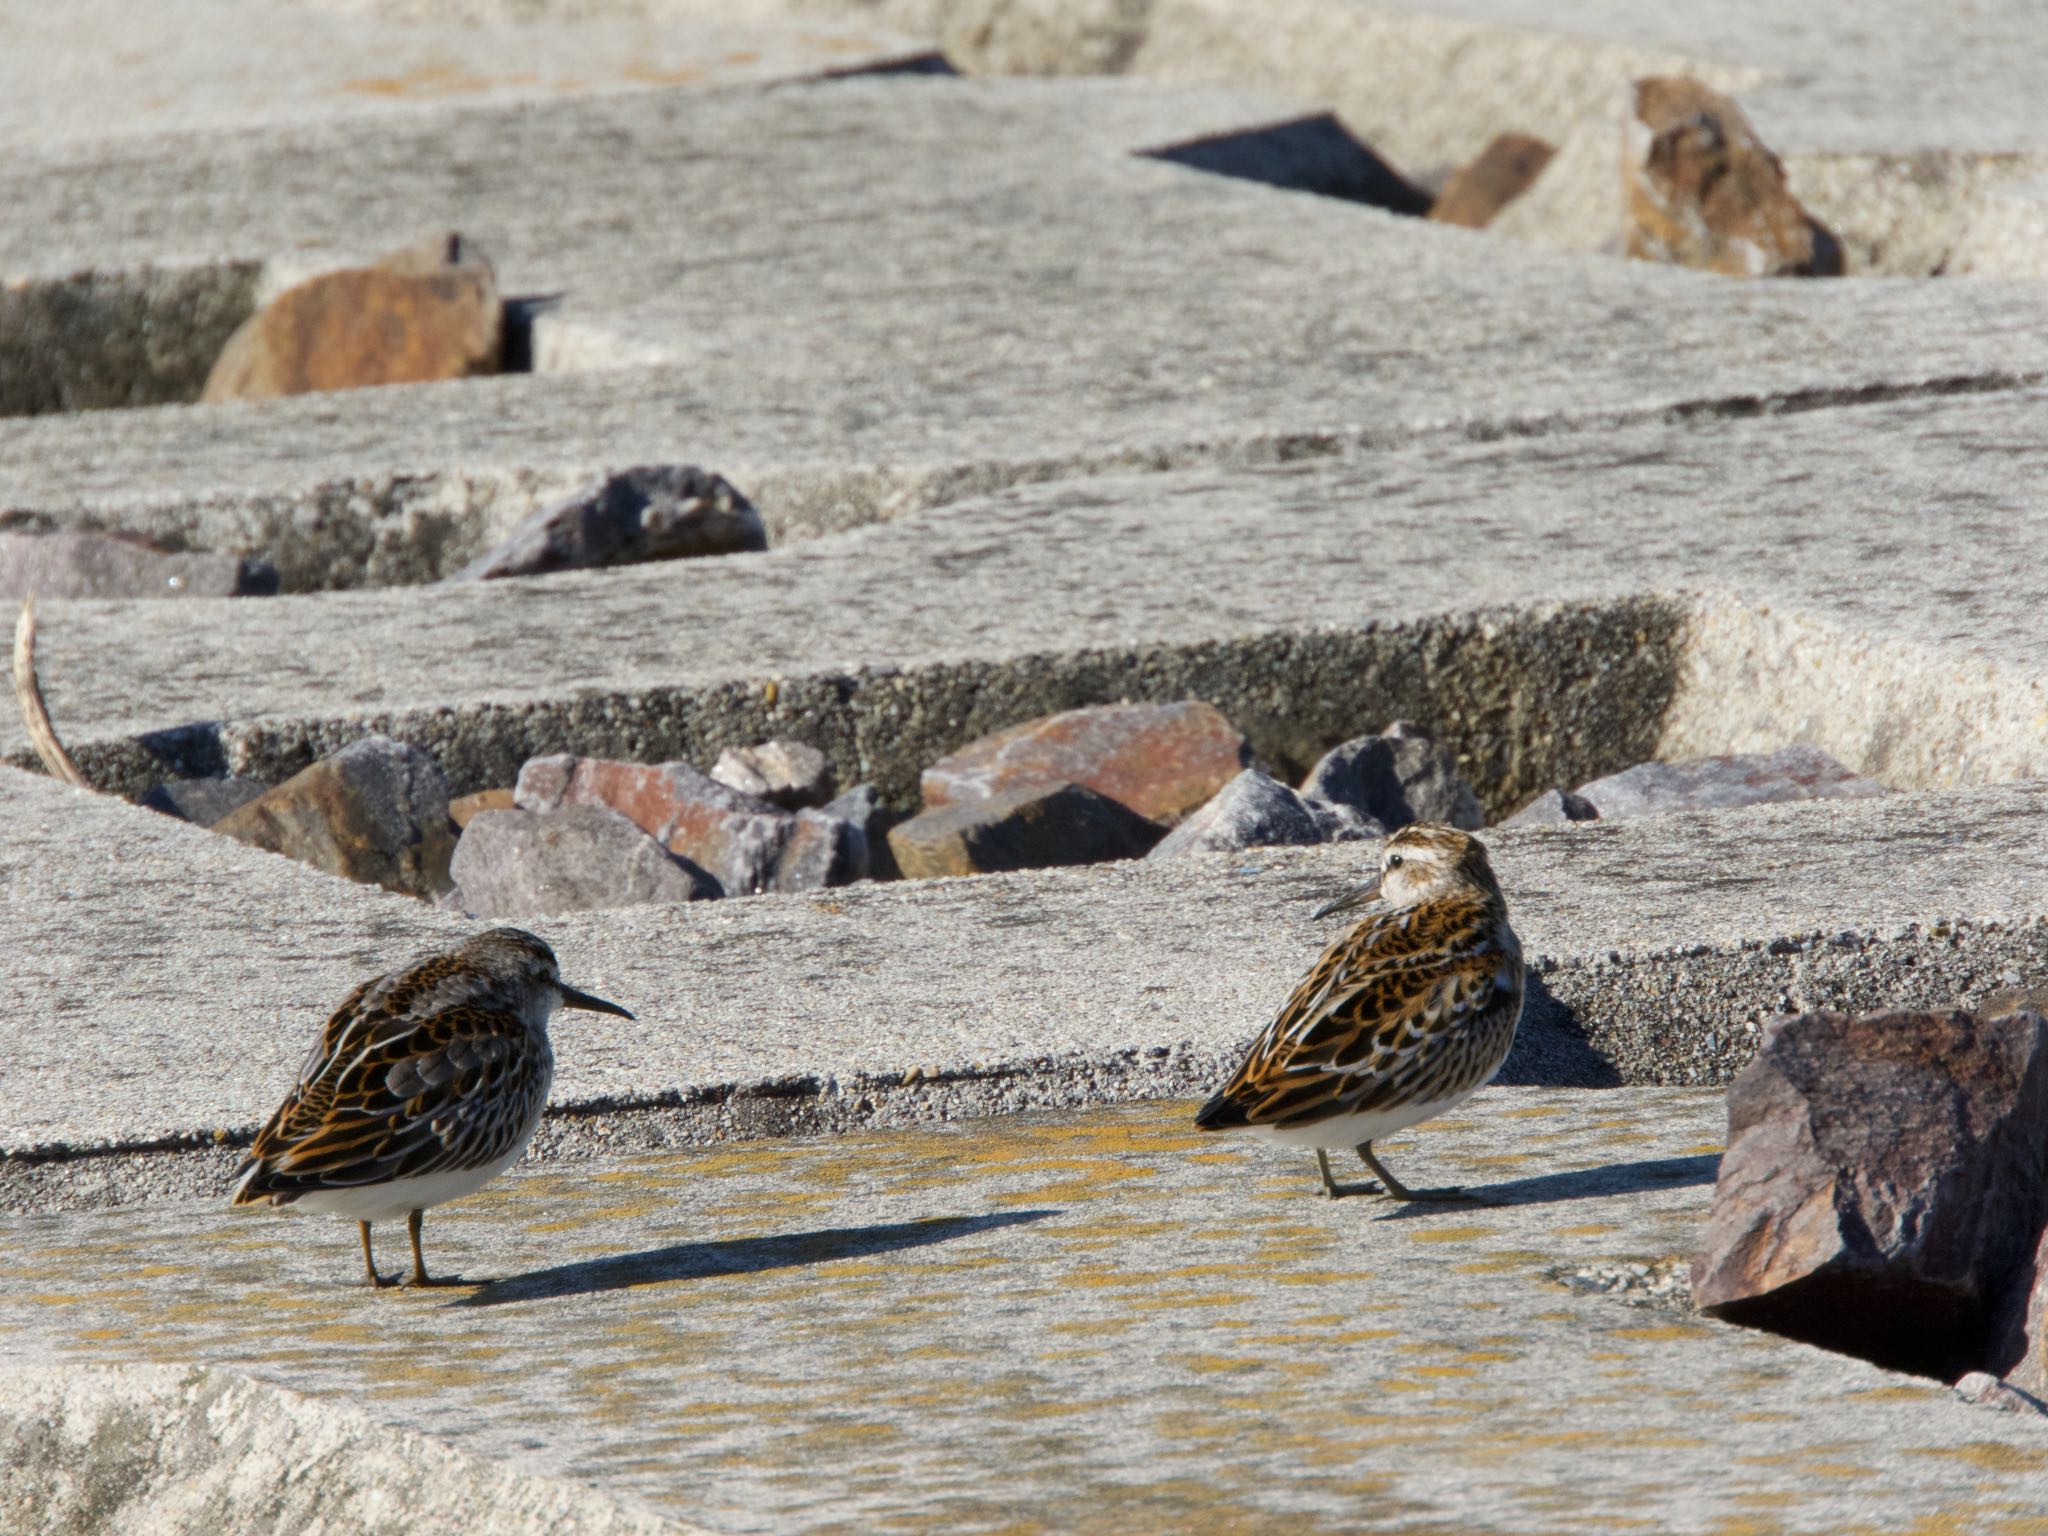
[1493,971,1625,1087]
[1367,1152,1719,1218]
[454,1208,1057,1307]
[1139,115,1433,216]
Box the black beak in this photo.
[1312,874,1383,920]
[559,983,634,1019]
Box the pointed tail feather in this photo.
[1193,1090,1249,1131]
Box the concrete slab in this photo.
[13,381,2048,804]
[5,79,2048,579]
[0,0,928,146]
[10,758,2048,1204]
[8,1094,2048,1535]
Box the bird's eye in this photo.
[1386,854,1404,869]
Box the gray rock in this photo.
[775,808,868,890]
[0,528,276,601]
[139,775,266,827]
[1307,800,1389,843]
[1953,1371,2048,1416]
[1146,769,1328,858]
[1575,745,1887,821]
[823,782,896,880]
[453,466,766,582]
[211,735,455,899]
[450,805,716,918]
[1692,1007,2048,1381]
[1502,788,1602,827]
[1299,727,1483,833]
[711,739,834,810]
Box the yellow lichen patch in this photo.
[1908,1444,2048,1473]
[1556,1223,1620,1237]
[1609,1325,1700,1342]
[1403,1225,1496,1244]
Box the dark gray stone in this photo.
[712,739,835,809]
[775,808,868,890]
[450,805,716,918]
[1575,745,1886,821]
[1147,769,1328,858]
[1299,727,1483,832]
[888,782,1164,878]
[1503,788,1603,827]
[823,782,898,881]
[1692,1008,2048,1381]
[139,775,266,827]
[452,466,766,581]
[0,528,276,601]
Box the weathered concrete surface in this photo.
[7,1094,2048,1536]
[6,79,2048,580]
[13,761,2048,1206]
[0,1363,686,1535]
[15,383,2048,814]
[775,0,2048,272]
[0,0,925,146]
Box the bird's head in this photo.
[464,927,635,1018]
[1313,823,1504,918]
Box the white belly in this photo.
[289,1138,534,1224]
[1240,1087,1485,1152]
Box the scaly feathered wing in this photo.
[232,959,550,1205]
[1196,893,1523,1131]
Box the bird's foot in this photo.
[404,1272,480,1288]
[365,1270,400,1289]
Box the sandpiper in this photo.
[1194,823,1524,1201]
[230,927,633,1286]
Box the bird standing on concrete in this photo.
[1195,823,1524,1201]
[230,927,632,1286]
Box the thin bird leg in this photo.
[1315,1149,1340,1198]
[405,1208,471,1287]
[399,1212,464,1286]
[1358,1141,1493,1205]
[359,1221,396,1288]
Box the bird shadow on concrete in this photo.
[1364,1153,1720,1219]
[451,1209,1057,1307]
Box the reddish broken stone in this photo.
[1428,133,1556,229]
[920,702,1248,826]
[1626,77,1843,278]
[449,787,516,828]
[1692,1008,2048,1381]
[888,782,1163,879]
[202,231,503,402]
[516,754,860,895]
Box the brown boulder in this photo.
[203,232,502,403]
[449,787,516,828]
[1625,77,1843,278]
[213,736,456,899]
[920,702,1248,826]
[1692,1008,2048,1380]
[1428,133,1556,230]
[888,782,1163,879]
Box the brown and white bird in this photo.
[230,927,633,1287]
[1195,822,1524,1201]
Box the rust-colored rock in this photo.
[212,735,456,899]
[888,782,1163,879]
[1625,78,1843,278]
[1428,133,1556,229]
[449,787,516,828]
[202,231,503,402]
[515,754,861,896]
[920,702,1249,826]
[1692,1008,2048,1380]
